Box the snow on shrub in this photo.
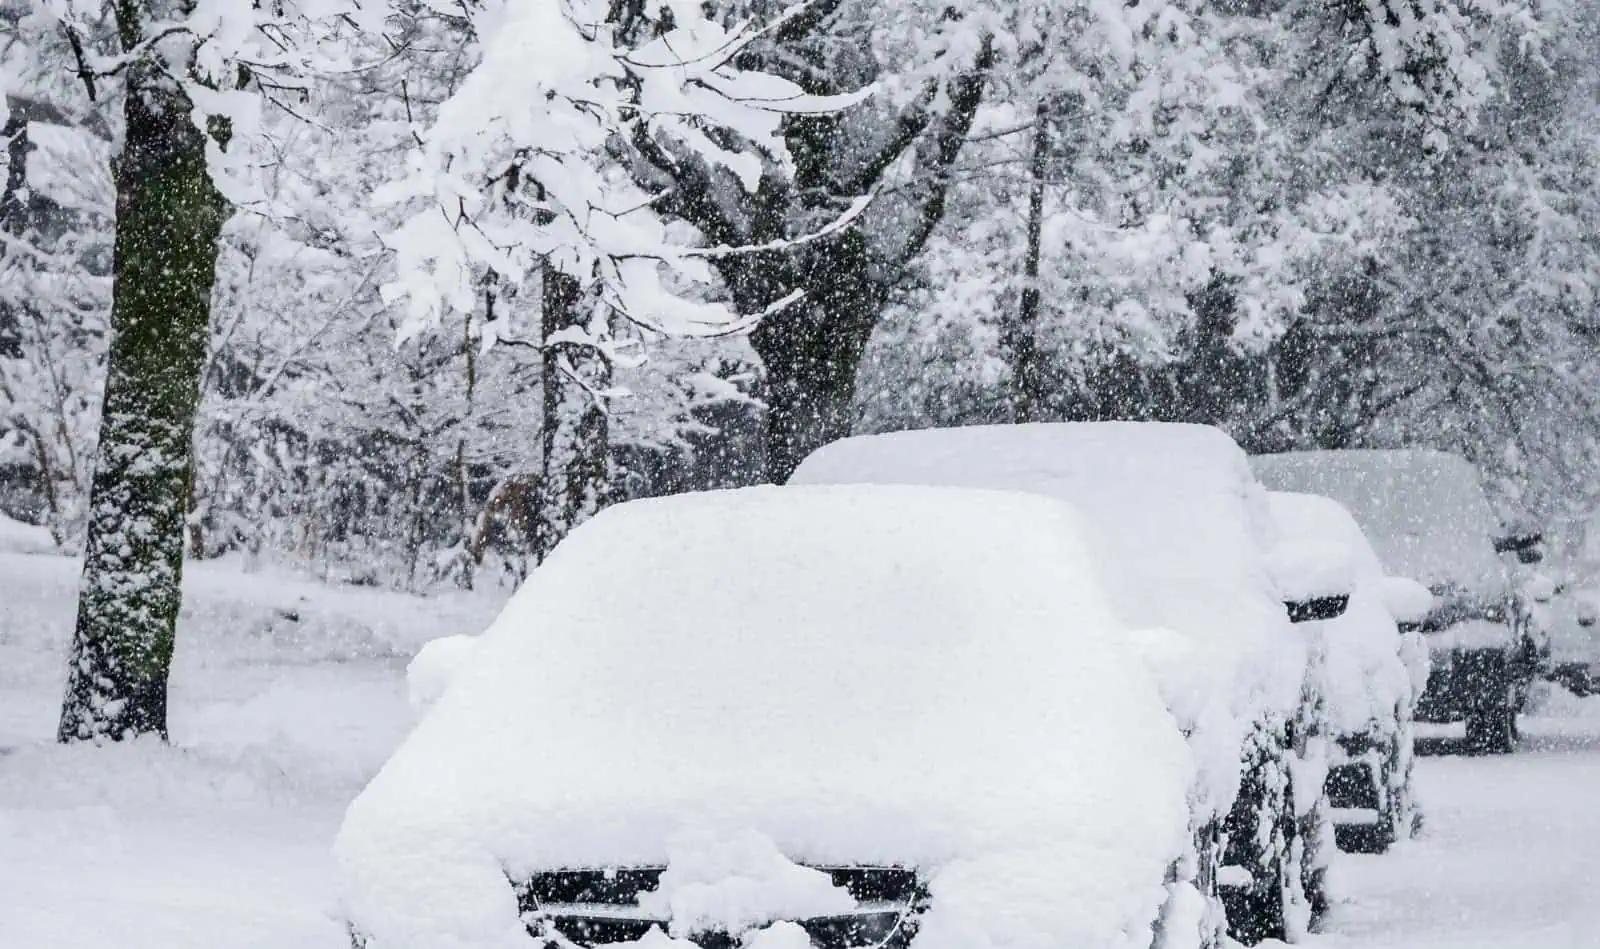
[337,485,1194,949]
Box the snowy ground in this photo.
[0,540,503,948]
[1313,695,1600,949]
[3,536,1599,948]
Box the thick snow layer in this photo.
[6,542,1600,949]
[337,485,1194,949]
[791,423,1308,811]
[636,830,855,937]
[1251,450,1509,601]
[1265,493,1419,736]
[1319,727,1600,948]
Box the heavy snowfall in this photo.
[2,1,1599,948]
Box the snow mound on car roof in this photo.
[1267,492,1420,734]
[337,485,1193,949]
[1251,450,1508,599]
[792,423,1306,736]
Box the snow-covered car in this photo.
[1265,492,1431,854]
[791,422,1333,944]
[1534,585,1600,696]
[337,485,1207,949]
[1251,450,1546,754]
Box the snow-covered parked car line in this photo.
[791,422,1336,944]
[1265,492,1430,855]
[1252,450,1547,754]
[337,485,1204,949]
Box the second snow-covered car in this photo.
[1529,582,1600,697]
[792,422,1337,944]
[1252,449,1546,754]
[338,485,1209,949]
[1265,491,1431,854]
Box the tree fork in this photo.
[58,50,227,742]
[750,230,880,483]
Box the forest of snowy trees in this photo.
[1,2,1597,734]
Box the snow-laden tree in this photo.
[0,5,111,541]
[46,0,387,741]
[381,0,861,555]
[859,1,1297,429]
[1226,0,1600,523]
[620,0,1007,479]
[857,0,1581,529]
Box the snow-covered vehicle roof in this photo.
[1251,450,1509,601]
[337,485,1193,949]
[791,423,1307,734]
[1265,492,1427,732]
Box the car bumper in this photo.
[1416,646,1533,723]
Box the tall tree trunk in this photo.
[748,231,880,483]
[1005,102,1050,423]
[532,266,611,562]
[1179,274,1241,427]
[58,39,226,742]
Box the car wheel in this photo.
[1219,722,1305,944]
[1464,704,1516,754]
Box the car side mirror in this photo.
[1522,573,1557,604]
[1377,575,1435,626]
[1270,539,1355,624]
[1286,594,1350,623]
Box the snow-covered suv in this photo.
[1265,492,1431,855]
[792,422,1336,944]
[337,485,1208,949]
[1252,450,1546,754]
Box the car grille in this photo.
[516,865,927,948]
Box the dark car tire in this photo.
[1333,820,1392,854]
[1220,723,1301,945]
[1465,705,1516,754]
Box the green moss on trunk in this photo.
[58,60,227,742]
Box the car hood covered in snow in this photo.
[337,485,1193,949]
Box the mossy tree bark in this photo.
[58,17,228,742]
